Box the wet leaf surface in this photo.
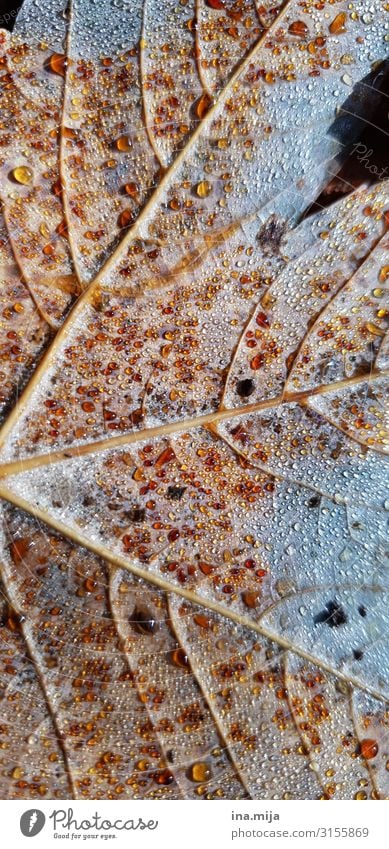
[0,0,387,799]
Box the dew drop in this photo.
[10,166,33,186]
[187,762,212,782]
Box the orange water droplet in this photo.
[255,311,270,328]
[9,538,30,564]
[379,265,389,282]
[360,739,378,759]
[193,614,210,629]
[199,561,213,575]
[250,353,264,370]
[153,769,174,785]
[195,93,212,120]
[83,578,97,592]
[196,180,212,198]
[56,220,68,238]
[52,179,63,197]
[206,0,225,8]
[171,648,190,670]
[118,209,133,229]
[329,12,347,34]
[116,135,131,152]
[63,127,79,140]
[124,181,138,197]
[10,166,33,185]
[288,21,309,38]
[188,762,212,782]
[156,446,175,467]
[365,322,385,337]
[242,590,260,609]
[46,53,67,76]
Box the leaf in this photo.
[0,0,387,800]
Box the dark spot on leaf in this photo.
[129,606,157,636]
[167,486,186,501]
[124,506,145,523]
[353,649,363,660]
[308,495,320,508]
[358,605,367,617]
[236,378,254,397]
[314,599,348,628]
[256,215,287,255]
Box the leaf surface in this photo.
[0,0,387,800]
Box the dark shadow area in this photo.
[0,1,21,30]
[305,60,389,216]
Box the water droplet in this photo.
[329,12,347,34]
[10,166,33,186]
[288,21,309,38]
[187,762,212,782]
[45,53,67,76]
[129,606,157,636]
[170,648,190,670]
[359,739,378,759]
[196,180,212,198]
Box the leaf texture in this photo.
[0,0,388,801]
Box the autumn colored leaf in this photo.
[0,0,387,801]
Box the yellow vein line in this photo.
[0,483,386,705]
[0,370,386,479]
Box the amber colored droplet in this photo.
[288,20,309,38]
[359,739,378,760]
[329,12,347,34]
[242,590,260,609]
[206,0,224,9]
[124,182,138,197]
[250,353,264,370]
[118,209,133,229]
[365,322,385,337]
[10,166,33,186]
[135,759,150,772]
[193,613,210,629]
[195,93,212,120]
[355,791,367,800]
[116,135,131,152]
[12,767,24,779]
[156,446,175,467]
[9,537,30,564]
[153,769,174,786]
[188,761,212,783]
[255,311,270,328]
[52,179,63,197]
[171,648,190,670]
[83,577,96,592]
[63,127,78,140]
[129,606,157,636]
[379,265,389,282]
[46,53,67,76]
[196,180,212,199]
[56,220,68,238]
[43,244,55,256]
[2,604,24,633]
[199,561,213,575]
